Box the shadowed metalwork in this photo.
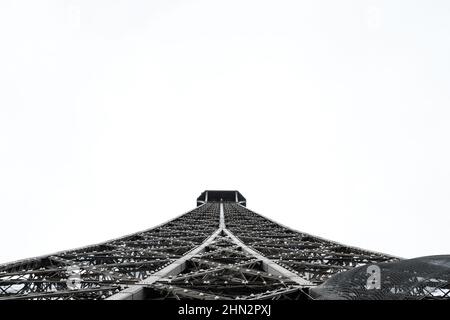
[1,191,447,300]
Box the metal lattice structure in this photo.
[0,190,431,300]
[310,255,450,300]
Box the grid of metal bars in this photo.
[0,197,397,300]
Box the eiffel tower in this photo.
[0,190,404,300]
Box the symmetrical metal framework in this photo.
[0,190,399,300]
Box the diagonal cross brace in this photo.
[107,203,312,300]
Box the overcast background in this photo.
[1,0,449,264]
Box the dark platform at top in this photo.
[197,190,246,206]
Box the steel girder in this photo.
[0,199,397,300]
[0,203,219,300]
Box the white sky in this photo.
[1,0,449,264]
